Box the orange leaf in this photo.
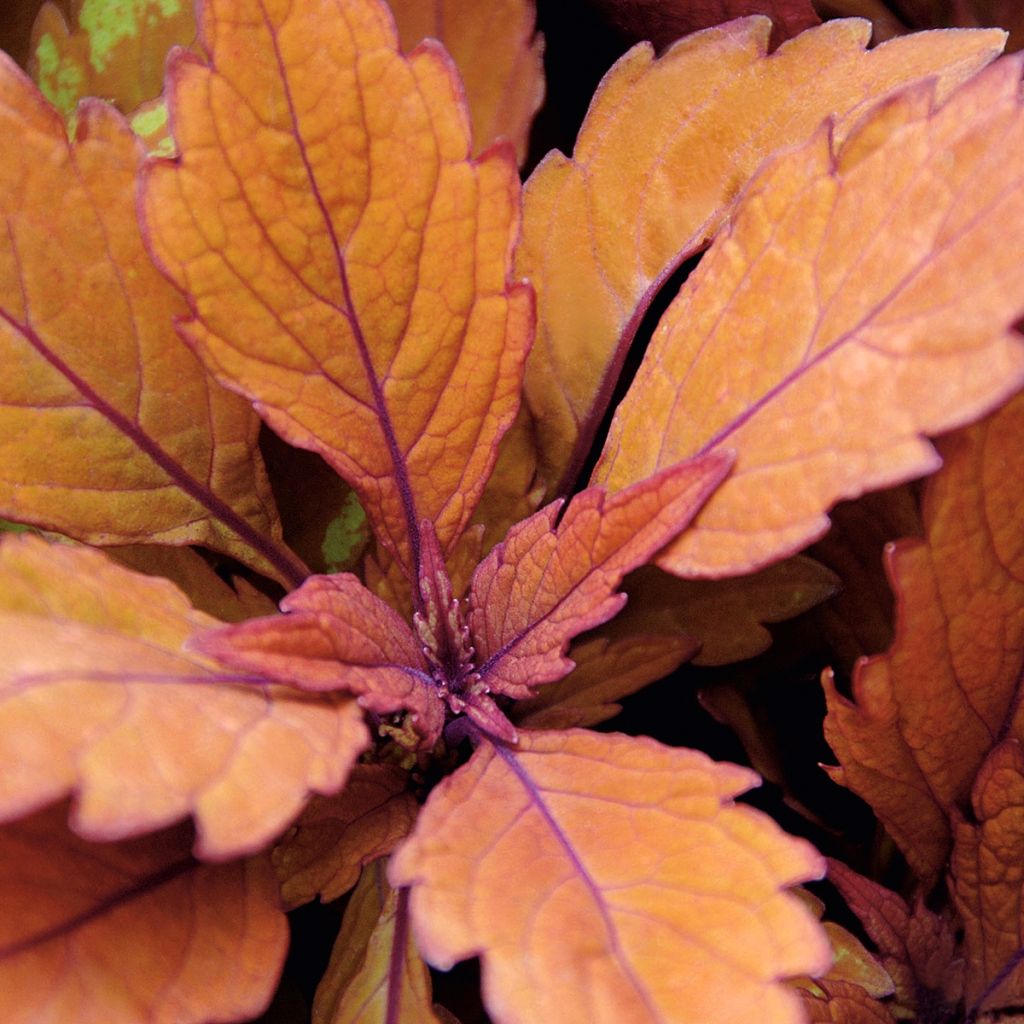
[468,453,731,700]
[390,729,829,1024]
[28,0,198,120]
[274,764,418,908]
[520,16,1003,496]
[0,803,288,1024]
[823,391,1024,883]
[0,535,367,858]
[0,64,304,585]
[950,739,1024,1013]
[389,0,543,163]
[513,630,698,729]
[595,57,1024,577]
[142,0,533,582]
[314,859,442,1024]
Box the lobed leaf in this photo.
[950,739,1024,1013]
[390,729,829,1024]
[196,572,446,746]
[520,16,1004,496]
[0,535,367,859]
[274,763,418,908]
[0,61,303,584]
[143,0,533,584]
[596,57,1024,577]
[0,803,288,1024]
[389,0,544,163]
[314,859,442,1024]
[469,453,732,699]
[823,391,1024,883]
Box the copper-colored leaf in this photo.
[274,764,418,909]
[950,739,1024,1013]
[0,535,368,858]
[196,572,446,747]
[0,62,304,585]
[800,979,897,1023]
[590,0,820,50]
[389,0,543,163]
[824,391,1024,884]
[828,859,962,1015]
[468,453,731,699]
[614,557,839,667]
[28,0,198,120]
[514,630,697,729]
[596,57,1024,578]
[314,859,441,1024]
[0,803,288,1024]
[520,16,1003,496]
[390,729,829,1024]
[142,0,533,582]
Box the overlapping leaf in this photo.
[824,391,1024,883]
[28,0,198,120]
[0,63,303,584]
[0,803,288,1024]
[468,454,732,698]
[143,0,533,581]
[800,980,896,1023]
[314,859,443,1024]
[950,739,1024,1013]
[389,0,543,163]
[274,764,417,908]
[520,16,1004,496]
[391,729,829,1024]
[0,535,368,858]
[596,57,1024,578]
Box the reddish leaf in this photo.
[274,764,418,909]
[824,391,1024,883]
[467,454,731,699]
[142,0,533,582]
[799,979,897,1023]
[314,859,442,1024]
[828,859,962,1015]
[519,17,1003,496]
[595,58,1024,578]
[0,535,368,858]
[390,729,829,1024]
[0,803,288,1024]
[197,571,446,746]
[950,739,1024,1013]
[514,630,698,729]
[590,0,820,50]
[389,0,544,163]
[0,60,303,585]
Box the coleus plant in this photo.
[2,1,1024,1022]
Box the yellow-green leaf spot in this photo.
[322,493,370,573]
[34,32,85,118]
[80,0,183,73]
